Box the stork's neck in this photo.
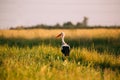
[62,36,66,45]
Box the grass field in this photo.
[0,29,120,80]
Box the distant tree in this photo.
[82,16,88,27]
[54,23,61,27]
[76,22,82,27]
[34,24,47,28]
[16,25,24,29]
[10,27,15,30]
[63,21,74,28]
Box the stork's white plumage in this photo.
[56,32,70,56]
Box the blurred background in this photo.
[0,0,120,29]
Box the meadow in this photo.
[0,29,120,80]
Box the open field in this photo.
[0,29,120,39]
[0,29,120,80]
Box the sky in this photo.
[0,0,120,29]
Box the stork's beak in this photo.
[56,33,62,38]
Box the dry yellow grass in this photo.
[0,29,120,39]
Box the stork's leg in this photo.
[62,54,69,61]
[62,54,65,61]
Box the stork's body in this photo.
[56,32,70,56]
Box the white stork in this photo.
[56,32,70,56]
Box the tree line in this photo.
[10,17,120,29]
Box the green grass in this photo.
[0,37,119,55]
[0,37,120,80]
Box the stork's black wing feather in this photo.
[61,46,70,56]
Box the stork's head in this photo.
[56,32,65,38]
